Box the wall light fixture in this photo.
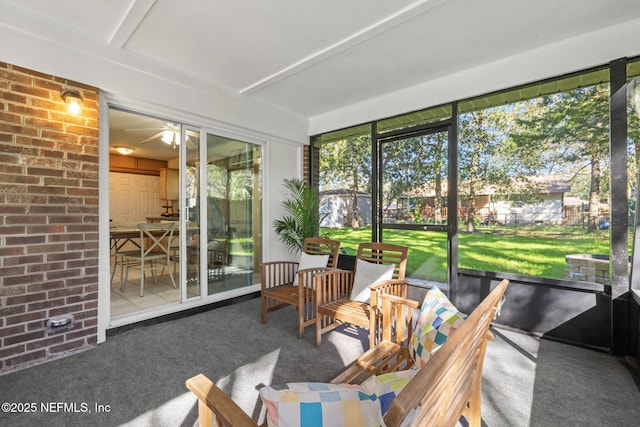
[61,89,83,115]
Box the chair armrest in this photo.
[296,267,340,288]
[369,279,411,306]
[375,292,421,346]
[330,340,414,385]
[185,374,259,427]
[314,269,355,305]
[260,261,298,291]
[367,280,413,345]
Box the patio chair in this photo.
[186,279,510,427]
[120,222,177,297]
[261,237,341,338]
[314,242,408,347]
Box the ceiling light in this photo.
[161,130,174,144]
[161,130,180,148]
[61,89,83,115]
[114,146,135,155]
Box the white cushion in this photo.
[293,252,330,285]
[349,259,395,303]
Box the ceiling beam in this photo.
[239,0,450,95]
[108,0,156,48]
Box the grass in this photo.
[320,225,613,283]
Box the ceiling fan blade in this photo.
[125,127,165,132]
[137,131,163,145]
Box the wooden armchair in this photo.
[314,242,408,347]
[261,237,340,338]
[186,279,510,427]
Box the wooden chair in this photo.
[260,237,341,338]
[185,279,510,427]
[314,242,408,347]
[120,222,177,297]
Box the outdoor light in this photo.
[61,89,83,115]
[114,146,135,155]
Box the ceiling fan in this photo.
[126,123,181,148]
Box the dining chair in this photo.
[121,222,177,297]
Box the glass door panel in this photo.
[183,126,201,299]
[379,129,450,285]
[205,133,262,294]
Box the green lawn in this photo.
[320,225,613,283]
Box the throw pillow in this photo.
[361,369,418,416]
[259,382,382,427]
[408,286,466,368]
[349,259,395,303]
[293,252,330,286]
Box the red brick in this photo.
[49,339,85,354]
[6,292,47,306]
[1,63,99,373]
[66,327,97,341]
[26,298,65,312]
[0,324,25,337]
[5,350,46,367]
[0,344,26,359]
[5,234,46,245]
[3,273,45,286]
[0,305,26,318]
[5,311,46,325]
[3,330,45,346]
[26,335,64,350]
[49,304,84,317]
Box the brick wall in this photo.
[0,63,100,374]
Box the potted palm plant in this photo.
[273,178,324,252]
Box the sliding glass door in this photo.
[204,133,262,295]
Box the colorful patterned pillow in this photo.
[259,382,382,427]
[361,369,418,415]
[349,259,395,303]
[408,286,466,368]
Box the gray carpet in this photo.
[0,297,638,426]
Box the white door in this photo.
[109,172,162,224]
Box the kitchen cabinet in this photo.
[160,168,179,200]
[109,154,167,175]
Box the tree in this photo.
[511,85,610,233]
[319,135,371,228]
[458,109,511,232]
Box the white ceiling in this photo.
[0,0,640,156]
[2,0,640,140]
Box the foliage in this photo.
[319,135,371,227]
[273,178,323,253]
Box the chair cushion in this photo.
[408,286,466,368]
[293,252,330,286]
[361,369,418,416]
[349,259,395,303]
[260,382,381,427]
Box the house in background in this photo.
[320,190,372,228]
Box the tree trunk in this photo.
[587,152,601,233]
[466,152,479,232]
[351,166,360,228]
[434,172,442,225]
